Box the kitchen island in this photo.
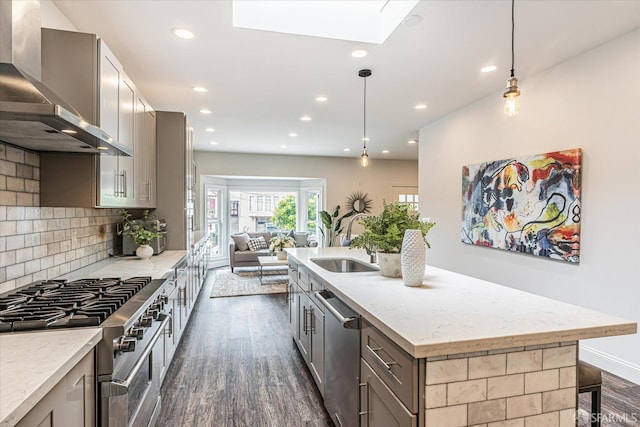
[286,247,636,427]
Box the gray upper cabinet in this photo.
[40,28,154,208]
[135,95,156,207]
[155,111,193,250]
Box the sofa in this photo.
[228,231,317,272]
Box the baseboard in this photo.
[580,344,640,385]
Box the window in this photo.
[229,190,297,233]
[230,200,239,217]
[393,186,419,211]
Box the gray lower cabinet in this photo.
[360,359,417,427]
[288,278,298,338]
[161,251,206,386]
[296,287,312,361]
[360,320,425,427]
[308,296,325,395]
[16,350,95,427]
[289,264,326,397]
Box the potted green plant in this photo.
[349,201,435,277]
[319,205,354,247]
[119,210,163,259]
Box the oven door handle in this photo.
[101,314,172,397]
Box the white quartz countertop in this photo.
[287,247,637,358]
[0,328,102,427]
[56,250,187,281]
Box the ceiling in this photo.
[51,0,640,161]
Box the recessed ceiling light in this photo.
[382,150,390,154]
[481,65,497,73]
[403,15,423,27]
[344,148,351,152]
[414,104,427,110]
[61,129,77,134]
[205,128,215,132]
[172,27,194,40]
[362,137,370,142]
[280,145,288,148]
[209,141,218,145]
[300,116,311,121]
[192,86,207,93]
[315,96,328,102]
[408,139,417,144]
[200,109,212,114]
[288,132,297,137]
[351,49,367,58]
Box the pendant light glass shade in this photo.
[360,150,369,167]
[359,69,372,167]
[503,76,520,116]
[503,0,521,116]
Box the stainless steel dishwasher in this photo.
[315,290,361,427]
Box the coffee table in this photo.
[257,256,289,285]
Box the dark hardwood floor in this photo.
[158,270,639,427]
[157,273,331,427]
[579,371,640,427]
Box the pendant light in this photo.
[359,69,372,167]
[503,0,520,116]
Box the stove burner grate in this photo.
[0,276,152,332]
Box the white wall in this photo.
[418,29,640,383]
[41,0,78,31]
[195,151,419,221]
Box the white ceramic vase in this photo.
[136,244,154,260]
[377,252,402,278]
[401,229,426,287]
[276,250,287,260]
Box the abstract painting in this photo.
[461,148,582,263]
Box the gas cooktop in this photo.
[0,277,153,332]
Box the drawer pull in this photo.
[367,344,399,370]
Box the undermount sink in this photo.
[311,257,379,273]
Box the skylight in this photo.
[232,0,419,44]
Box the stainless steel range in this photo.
[0,276,172,427]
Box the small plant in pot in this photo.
[269,234,295,260]
[119,210,163,260]
[349,201,435,277]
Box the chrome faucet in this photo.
[342,213,369,246]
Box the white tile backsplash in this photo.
[0,143,122,293]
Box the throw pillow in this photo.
[247,236,268,251]
[231,233,250,251]
[293,231,309,247]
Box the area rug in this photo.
[209,267,288,298]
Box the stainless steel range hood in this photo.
[0,0,130,156]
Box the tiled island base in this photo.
[425,342,577,427]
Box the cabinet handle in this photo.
[122,170,127,197]
[366,344,398,371]
[309,307,315,334]
[359,380,369,422]
[179,287,186,307]
[113,169,119,196]
[306,307,313,334]
[302,307,308,334]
